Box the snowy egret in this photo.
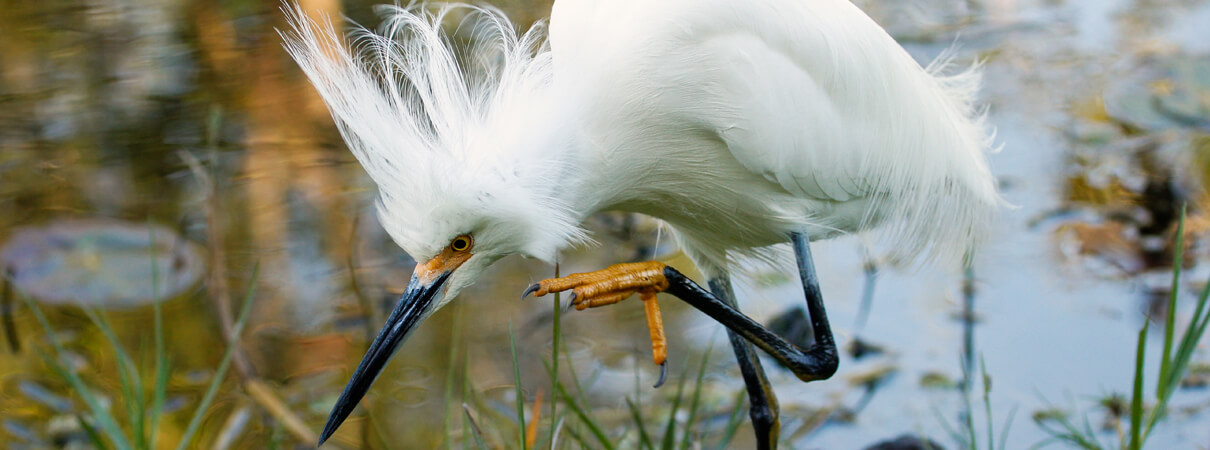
[282,0,1000,447]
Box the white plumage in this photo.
[285,1,1002,445]
[549,0,999,273]
[283,0,999,297]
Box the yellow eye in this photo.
[451,235,472,252]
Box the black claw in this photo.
[521,284,540,300]
[653,361,668,389]
[562,292,577,312]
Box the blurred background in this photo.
[1,0,1209,448]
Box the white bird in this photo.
[282,0,1000,447]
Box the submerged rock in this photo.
[0,220,204,308]
[865,434,946,450]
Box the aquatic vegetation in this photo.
[1038,208,1210,449]
[935,356,1017,450]
[440,285,746,449]
[10,261,259,449]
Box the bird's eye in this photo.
[450,235,473,252]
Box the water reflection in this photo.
[2,0,1210,448]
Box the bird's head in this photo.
[314,142,587,447]
[282,3,587,444]
[378,151,581,309]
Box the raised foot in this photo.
[523,261,671,387]
[522,261,669,308]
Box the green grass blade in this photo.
[459,400,467,449]
[149,354,170,450]
[998,405,1018,450]
[1194,302,1210,342]
[1157,205,1185,400]
[463,404,491,450]
[444,304,466,450]
[1046,420,1103,450]
[1079,408,1098,448]
[548,263,562,450]
[629,355,647,449]
[680,345,713,450]
[932,403,967,449]
[83,315,135,414]
[2,267,19,353]
[563,422,593,449]
[461,346,474,450]
[509,324,528,450]
[1030,437,1059,450]
[981,356,993,450]
[562,344,592,407]
[19,289,132,449]
[1031,401,1102,450]
[716,389,746,450]
[958,352,976,450]
[267,421,284,450]
[1176,280,1210,364]
[1163,275,1210,392]
[550,368,614,450]
[78,414,112,450]
[1128,316,1149,450]
[660,371,687,450]
[149,220,168,449]
[175,263,259,450]
[549,416,565,449]
[85,309,145,449]
[626,397,654,449]
[346,216,377,341]
[1145,266,1210,440]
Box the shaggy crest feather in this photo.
[280,3,587,261]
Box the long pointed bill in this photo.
[318,269,451,446]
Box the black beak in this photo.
[318,271,451,446]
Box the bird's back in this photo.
[551,0,1000,268]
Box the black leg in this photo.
[709,276,779,450]
[789,232,837,362]
[661,237,838,381]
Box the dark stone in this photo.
[767,305,814,348]
[864,434,946,450]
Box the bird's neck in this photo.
[509,87,653,255]
[528,116,644,223]
[536,121,600,219]
[483,95,607,259]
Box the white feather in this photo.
[281,3,588,268]
[550,0,1002,273]
[282,0,1001,282]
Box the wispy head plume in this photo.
[280,2,587,261]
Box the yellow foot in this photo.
[523,262,671,387]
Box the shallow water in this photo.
[2,0,1209,448]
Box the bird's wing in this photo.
[690,2,998,260]
[696,33,873,203]
[553,0,939,203]
[680,0,953,204]
[551,0,999,262]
